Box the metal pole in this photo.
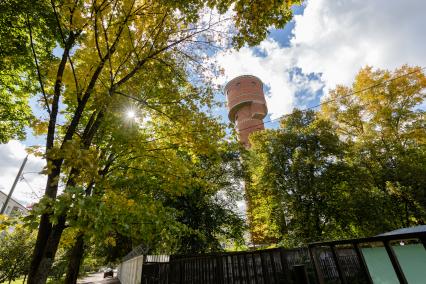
[1,155,28,214]
[353,243,373,284]
[383,241,408,284]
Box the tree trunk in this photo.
[28,214,67,284]
[23,274,27,284]
[64,234,85,284]
[28,213,52,283]
[28,41,109,282]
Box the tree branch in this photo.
[26,14,51,114]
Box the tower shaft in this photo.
[225,75,271,245]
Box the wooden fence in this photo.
[141,248,318,284]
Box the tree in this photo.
[321,65,426,226]
[59,109,246,281]
[163,144,246,253]
[0,225,36,283]
[245,110,367,245]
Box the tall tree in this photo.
[245,110,367,245]
[60,100,245,280]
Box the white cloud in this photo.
[213,0,426,119]
[0,141,46,205]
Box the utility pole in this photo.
[1,155,28,215]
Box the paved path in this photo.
[77,272,120,284]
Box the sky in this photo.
[1,0,426,205]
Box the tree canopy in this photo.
[0,225,35,283]
[245,65,426,246]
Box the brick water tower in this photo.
[224,75,268,148]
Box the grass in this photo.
[1,277,58,284]
[2,277,25,284]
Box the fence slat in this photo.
[269,251,277,283]
[251,253,259,284]
[330,245,347,284]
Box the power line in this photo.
[21,176,42,200]
[130,67,425,145]
[236,66,426,134]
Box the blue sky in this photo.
[214,3,315,131]
[268,4,305,47]
[212,10,320,124]
[212,0,426,125]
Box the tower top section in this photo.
[224,75,268,148]
[224,75,264,93]
[224,75,267,122]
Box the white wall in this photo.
[0,191,28,216]
[118,255,144,284]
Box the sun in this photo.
[126,110,136,119]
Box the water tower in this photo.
[224,75,268,148]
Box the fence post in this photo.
[216,255,223,284]
[353,243,373,284]
[230,255,236,282]
[420,237,426,250]
[224,255,230,284]
[269,251,277,283]
[237,254,243,281]
[279,248,292,284]
[243,253,250,283]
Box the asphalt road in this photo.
[77,272,120,284]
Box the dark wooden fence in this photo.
[140,247,373,284]
[141,248,317,284]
